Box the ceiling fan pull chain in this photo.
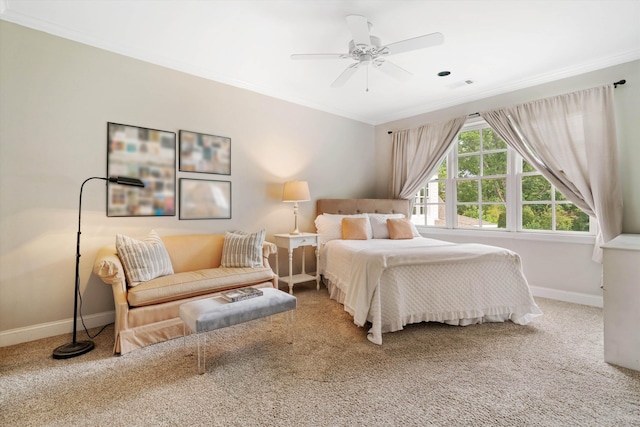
[366,65,369,92]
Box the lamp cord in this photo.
[77,289,112,339]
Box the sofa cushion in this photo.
[116,230,174,287]
[127,266,275,307]
[220,229,266,268]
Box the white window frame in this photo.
[412,119,596,241]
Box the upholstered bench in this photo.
[179,287,297,373]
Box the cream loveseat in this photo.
[93,231,277,355]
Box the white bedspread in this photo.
[320,237,542,344]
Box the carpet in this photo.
[1,286,639,426]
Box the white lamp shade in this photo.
[282,181,310,202]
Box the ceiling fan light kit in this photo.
[291,14,443,91]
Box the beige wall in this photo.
[0,21,375,341]
[374,60,640,302]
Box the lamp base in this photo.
[52,340,95,359]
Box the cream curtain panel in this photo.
[481,84,622,262]
[390,115,467,201]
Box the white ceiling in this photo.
[2,0,639,125]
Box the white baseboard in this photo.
[530,286,603,308]
[0,287,603,347]
[0,310,115,348]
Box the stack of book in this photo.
[222,287,264,303]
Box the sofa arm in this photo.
[262,241,277,270]
[262,241,277,257]
[93,245,127,289]
[93,244,131,354]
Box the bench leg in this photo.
[183,324,187,349]
[286,310,294,344]
[197,332,206,375]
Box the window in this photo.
[411,121,593,234]
[416,157,447,226]
[456,126,507,229]
[520,160,591,232]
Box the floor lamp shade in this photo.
[282,181,310,235]
[52,176,144,359]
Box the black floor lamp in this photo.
[52,176,144,359]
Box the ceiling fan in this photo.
[291,15,443,91]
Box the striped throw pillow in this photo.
[115,230,174,287]
[220,229,266,268]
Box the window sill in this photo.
[416,227,596,245]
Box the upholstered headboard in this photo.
[316,199,410,217]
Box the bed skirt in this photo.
[323,273,540,345]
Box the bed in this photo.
[316,198,542,344]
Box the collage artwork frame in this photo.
[179,178,231,220]
[178,130,231,175]
[106,122,176,217]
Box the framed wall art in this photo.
[179,130,231,175]
[107,122,176,216]
[179,178,231,220]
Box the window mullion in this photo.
[477,179,482,228]
[478,130,483,229]
[551,184,556,231]
[447,147,456,228]
[508,148,519,231]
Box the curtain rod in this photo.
[614,79,626,88]
[387,79,627,134]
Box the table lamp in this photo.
[282,181,310,235]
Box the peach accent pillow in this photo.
[387,218,414,240]
[342,217,370,240]
[315,214,370,243]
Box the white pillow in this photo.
[314,213,371,244]
[221,229,266,268]
[116,230,174,287]
[367,213,421,239]
[408,221,421,238]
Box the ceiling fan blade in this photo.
[331,63,360,88]
[382,32,444,56]
[374,59,412,81]
[345,15,371,46]
[291,53,349,60]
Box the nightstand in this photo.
[274,233,320,294]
